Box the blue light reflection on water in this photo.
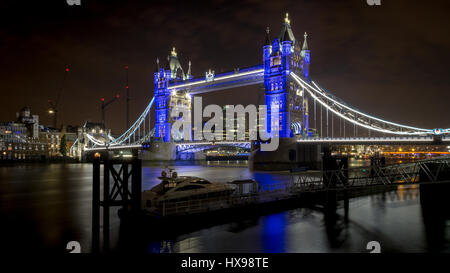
[0,160,449,253]
[135,161,449,253]
[262,212,287,253]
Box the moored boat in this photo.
[142,168,242,216]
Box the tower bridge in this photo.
[75,13,450,166]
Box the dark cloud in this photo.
[1,0,449,133]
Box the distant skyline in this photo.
[1,0,450,134]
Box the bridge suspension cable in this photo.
[84,96,155,147]
[80,69,448,152]
[290,72,445,136]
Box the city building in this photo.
[40,127,61,157]
[0,107,47,160]
[1,107,80,160]
[16,107,40,138]
[62,125,79,157]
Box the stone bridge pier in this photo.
[249,138,322,171]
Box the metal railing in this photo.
[291,157,450,192]
[147,157,450,217]
[151,181,293,216]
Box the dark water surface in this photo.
[0,160,449,253]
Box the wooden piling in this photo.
[91,155,142,252]
[92,158,100,253]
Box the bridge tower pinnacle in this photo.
[301,32,311,79]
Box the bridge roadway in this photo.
[295,136,450,145]
[176,136,449,152]
[83,136,450,152]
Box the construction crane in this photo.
[125,65,130,130]
[101,93,120,129]
[48,66,70,128]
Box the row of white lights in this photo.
[84,97,155,147]
[84,144,142,151]
[85,133,107,146]
[290,73,434,135]
[167,69,264,90]
[309,79,430,133]
[310,75,446,135]
[296,138,436,143]
[104,97,156,146]
[112,96,155,144]
[177,141,251,145]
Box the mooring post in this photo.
[322,153,330,188]
[370,156,375,177]
[91,153,142,252]
[343,189,349,224]
[131,158,142,214]
[103,156,110,251]
[342,157,349,186]
[92,157,100,253]
[122,162,129,213]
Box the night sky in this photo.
[1,0,449,134]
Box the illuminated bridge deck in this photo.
[296,136,450,145]
[83,136,449,152]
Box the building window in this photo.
[270,56,281,67]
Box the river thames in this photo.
[0,160,449,253]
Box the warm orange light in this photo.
[383,151,450,154]
[94,152,101,158]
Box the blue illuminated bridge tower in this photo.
[154,47,193,142]
[263,13,311,138]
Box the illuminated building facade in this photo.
[0,107,47,160]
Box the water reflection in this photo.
[262,213,287,253]
[420,182,450,252]
[0,161,449,253]
[323,192,349,249]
